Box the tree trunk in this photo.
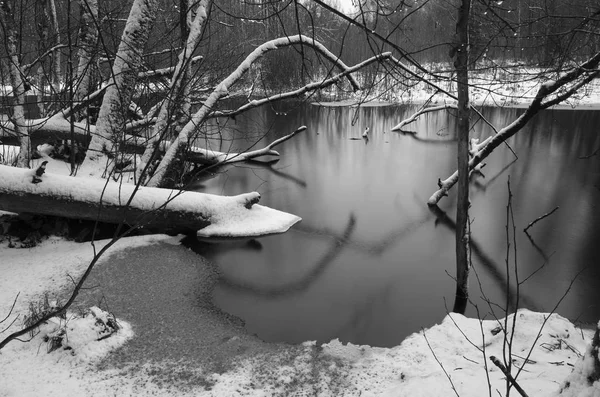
[136,0,210,183]
[80,0,160,178]
[452,0,472,314]
[35,0,50,116]
[47,0,61,90]
[0,0,31,168]
[74,0,99,101]
[0,164,301,237]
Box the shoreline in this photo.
[0,234,596,396]
[310,98,600,110]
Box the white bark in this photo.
[136,0,210,182]
[147,34,360,187]
[48,0,61,90]
[80,0,160,178]
[391,103,458,131]
[74,0,99,100]
[186,126,307,165]
[0,0,30,168]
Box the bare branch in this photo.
[186,125,307,165]
[148,34,361,187]
[489,356,530,397]
[391,103,457,132]
[212,53,392,119]
[22,44,69,76]
[427,49,600,206]
[423,330,460,397]
[523,206,560,235]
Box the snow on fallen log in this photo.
[0,164,301,237]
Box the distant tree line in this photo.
[2,0,597,100]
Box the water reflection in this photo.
[192,103,600,347]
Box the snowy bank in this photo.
[0,234,596,396]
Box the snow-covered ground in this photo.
[314,64,600,109]
[1,232,599,396]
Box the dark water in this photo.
[188,102,600,348]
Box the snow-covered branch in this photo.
[80,0,161,177]
[21,44,69,76]
[391,103,457,131]
[148,34,360,187]
[427,50,600,206]
[137,55,203,79]
[136,0,211,182]
[212,53,392,119]
[187,125,307,165]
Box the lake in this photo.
[186,102,600,347]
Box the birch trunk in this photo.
[35,0,50,116]
[136,0,210,183]
[0,0,31,168]
[74,0,99,100]
[80,0,160,178]
[48,0,61,91]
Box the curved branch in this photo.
[147,35,360,187]
[391,103,457,131]
[186,125,307,165]
[211,52,391,119]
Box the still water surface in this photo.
[189,103,600,348]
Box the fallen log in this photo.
[0,164,301,237]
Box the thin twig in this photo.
[0,292,21,333]
[423,330,461,397]
[490,356,530,397]
[523,206,559,234]
[579,146,599,159]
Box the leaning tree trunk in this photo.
[80,0,160,178]
[452,0,472,314]
[136,0,210,183]
[0,0,31,168]
[146,34,360,187]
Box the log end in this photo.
[196,203,301,240]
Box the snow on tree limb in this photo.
[212,53,392,119]
[186,126,307,165]
[147,35,361,187]
[21,44,69,76]
[427,50,600,206]
[391,103,457,131]
[80,0,160,178]
[136,0,211,182]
